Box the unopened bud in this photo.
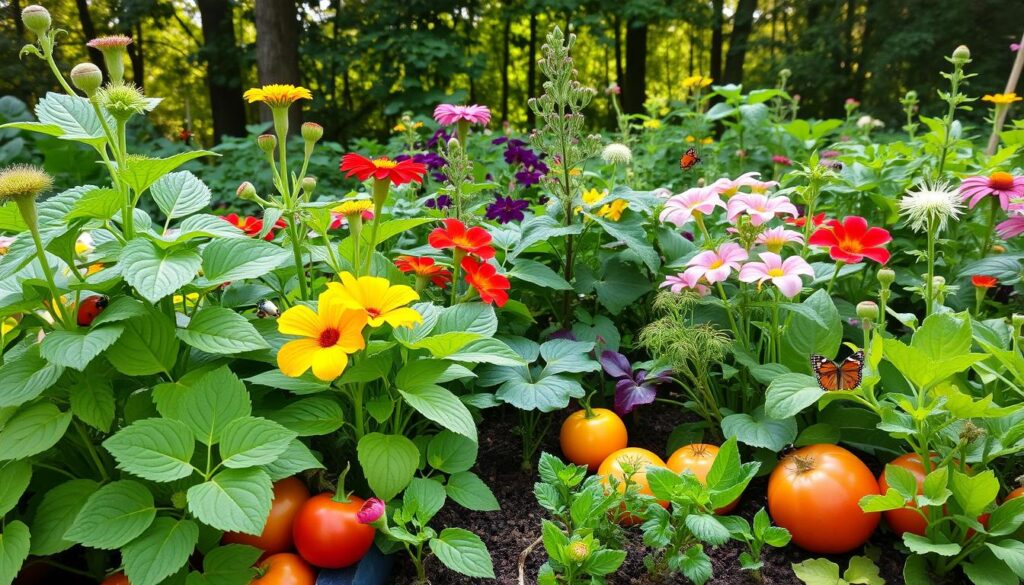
[959,421,983,443]
[567,540,590,562]
[301,122,323,144]
[991,244,1006,254]
[877,268,895,288]
[301,176,316,195]
[447,137,461,152]
[236,181,257,201]
[779,68,792,79]
[952,45,971,65]
[856,301,879,322]
[904,90,918,102]
[170,491,188,510]
[21,5,51,36]
[932,275,946,288]
[256,133,277,154]
[70,63,103,96]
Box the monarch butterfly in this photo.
[810,350,864,391]
[679,147,702,171]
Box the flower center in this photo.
[768,268,785,277]
[366,307,382,319]
[318,327,340,347]
[710,259,725,269]
[989,172,1015,191]
[372,157,398,169]
[840,238,863,253]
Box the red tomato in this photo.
[101,573,130,585]
[877,453,932,536]
[224,477,310,554]
[1008,487,1024,538]
[667,443,739,514]
[252,553,316,585]
[768,444,880,554]
[560,409,628,471]
[598,447,668,525]
[77,295,108,326]
[293,492,375,568]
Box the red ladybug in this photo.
[77,295,108,326]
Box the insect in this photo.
[77,295,109,327]
[810,350,865,391]
[679,147,702,171]
[256,298,281,319]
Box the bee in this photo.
[256,298,280,318]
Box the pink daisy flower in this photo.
[709,171,767,197]
[959,172,1024,210]
[755,226,804,253]
[660,271,710,296]
[997,208,1024,238]
[659,186,725,227]
[86,35,133,50]
[738,252,814,298]
[433,104,491,127]
[683,242,748,285]
[727,193,798,226]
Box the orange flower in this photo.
[461,257,510,307]
[971,275,998,289]
[395,256,451,288]
[339,153,427,186]
[428,218,495,259]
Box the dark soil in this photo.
[392,405,960,585]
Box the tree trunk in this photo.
[254,0,302,130]
[501,16,511,123]
[723,0,757,84]
[527,11,537,125]
[196,0,247,140]
[613,15,624,86]
[74,0,108,80]
[710,0,723,81]
[622,21,647,114]
[12,0,24,39]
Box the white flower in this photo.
[601,143,632,165]
[900,181,963,233]
[856,115,884,129]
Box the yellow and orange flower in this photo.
[982,92,1022,106]
[332,199,374,217]
[243,84,312,109]
[326,273,422,329]
[597,199,629,221]
[277,291,367,381]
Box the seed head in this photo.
[257,133,277,154]
[97,83,148,120]
[301,122,323,144]
[0,165,53,202]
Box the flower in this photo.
[395,256,451,288]
[972,275,998,289]
[1,316,17,336]
[581,188,606,206]
[428,218,495,259]
[772,155,793,166]
[339,153,427,186]
[596,199,629,221]
[602,143,633,164]
[332,199,374,217]
[86,35,132,50]
[755,227,804,253]
[785,212,826,228]
[243,84,312,108]
[605,83,621,95]
[808,216,892,264]
[726,193,798,226]
[709,172,770,198]
[0,235,15,255]
[276,291,368,381]
[425,195,452,210]
[97,83,148,120]
[326,273,422,329]
[982,93,1022,106]
[0,165,52,201]
[701,137,714,145]
[1013,43,1021,52]
[738,253,814,298]
[856,115,884,129]
[642,119,662,130]
[220,213,285,241]
[357,498,385,524]
[393,121,423,133]
[485,195,530,224]
[600,351,672,415]
[433,104,491,126]
[959,172,1024,210]
[683,242,748,284]
[462,257,510,306]
[997,214,1024,238]
[821,150,841,159]
[659,186,725,227]
[660,271,710,296]
[682,75,713,90]
[900,181,963,232]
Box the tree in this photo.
[622,19,647,114]
[197,0,247,140]
[254,0,302,130]
[710,0,723,81]
[74,0,108,80]
[723,0,757,84]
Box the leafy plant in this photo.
[792,555,885,585]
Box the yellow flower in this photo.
[568,168,582,177]
[173,292,200,308]
[643,119,662,130]
[243,84,312,108]
[1,316,17,336]
[685,135,696,143]
[332,199,374,217]
[982,93,1022,106]
[393,122,423,132]
[582,188,606,206]
[85,263,104,276]
[277,291,367,381]
[326,273,422,328]
[701,137,714,145]
[597,199,629,221]
[683,75,713,90]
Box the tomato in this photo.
[1005,487,1024,538]
[560,408,628,471]
[598,447,668,524]
[877,453,933,536]
[252,553,316,585]
[101,573,130,585]
[293,492,375,568]
[76,294,108,326]
[768,444,880,554]
[667,443,738,514]
[224,477,309,555]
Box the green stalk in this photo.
[287,221,309,301]
[272,108,290,200]
[17,198,65,327]
[925,221,936,316]
[825,261,843,295]
[980,196,999,258]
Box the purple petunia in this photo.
[485,195,530,224]
[600,351,671,415]
[425,195,452,210]
[494,135,548,187]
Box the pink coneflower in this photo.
[726,193,798,226]
[738,252,814,298]
[683,242,748,285]
[821,150,841,159]
[659,186,725,227]
[86,35,132,49]
[959,172,1024,210]
[772,155,793,167]
[997,209,1024,238]
[709,171,765,198]
[755,227,804,253]
[357,497,385,524]
[433,104,491,127]
[660,271,710,296]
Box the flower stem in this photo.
[450,249,465,306]
[287,221,309,301]
[18,198,65,327]
[715,281,743,346]
[981,196,999,259]
[925,221,936,316]
[825,261,843,295]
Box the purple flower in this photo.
[357,497,385,524]
[426,129,451,150]
[600,351,671,415]
[515,169,544,187]
[426,195,452,210]
[549,329,578,341]
[485,195,530,224]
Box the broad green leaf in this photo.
[765,373,824,419]
[429,527,494,578]
[119,238,201,303]
[245,370,329,395]
[427,431,478,474]
[912,312,972,360]
[508,258,572,290]
[988,497,1024,537]
[446,471,500,511]
[105,307,179,376]
[539,339,600,375]
[218,417,296,468]
[986,540,1024,579]
[951,469,999,518]
[177,307,269,354]
[0,521,30,585]
[152,171,211,220]
[721,407,797,451]
[405,332,483,357]
[446,338,527,366]
[119,150,217,195]
[35,92,111,145]
[685,514,731,545]
[103,418,196,482]
[187,468,273,535]
[706,437,758,509]
[67,188,120,221]
[903,533,961,556]
[574,260,651,315]
[584,549,627,576]
[0,461,31,517]
[122,518,199,585]
[0,402,71,461]
[266,397,344,436]
[65,480,156,549]
[397,380,477,441]
[91,296,147,327]
[844,555,884,585]
[792,558,841,584]
[495,372,585,413]
[357,433,419,501]
[679,545,713,585]
[261,439,324,481]
[188,544,261,585]
[39,325,123,370]
[405,477,447,522]
[588,212,660,271]
[172,367,252,445]
[200,238,291,285]
[70,377,116,432]
[0,345,65,406]
[859,488,910,512]
[883,464,919,500]
[780,290,842,373]
[432,302,499,337]
[919,466,951,507]
[963,549,1020,585]
[509,215,582,259]
[28,479,99,556]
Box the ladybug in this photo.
[77,295,108,327]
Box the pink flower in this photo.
[433,104,491,127]
[709,172,767,197]
[683,242,748,284]
[1012,43,1021,52]
[997,210,1024,239]
[755,227,804,253]
[727,193,798,226]
[772,155,793,166]
[821,150,841,159]
[659,186,725,227]
[357,497,386,524]
[959,172,1024,210]
[738,252,814,298]
[660,271,710,296]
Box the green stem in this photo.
[715,282,743,345]
[981,196,999,258]
[450,249,465,306]
[19,199,65,327]
[272,108,290,201]
[926,223,936,316]
[42,40,75,96]
[74,421,109,482]
[825,261,843,295]
[288,221,309,301]
[352,383,365,440]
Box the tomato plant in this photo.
[224,477,310,554]
[252,553,316,585]
[599,447,668,524]
[667,443,739,514]
[559,408,627,471]
[101,573,130,585]
[293,492,375,568]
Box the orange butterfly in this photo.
[810,350,864,391]
[679,147,702,171]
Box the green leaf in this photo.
[721,407,797,451]
[588,212,660,271]
[951,469,999,518]
[495,372,585,413]
[678,545,713,585]
[103,418,196,482]
[903,533,961,556]
[780,290,842,373]
[919,466,951,507]
[765,373,824,419]
[446,471,500,511]
[67,187,120,221]
[119,150,217,195]
[859,488,910,512]
[429,527,494,578]
[509,215,582,259]
[912,312,972,360]
[844,555,884,585]
[65,480,156,549]
[508,258,572,290]
[397,378,477,441]
[40,325,123,370]
[988,497,1024,537]
[0,461,31,517]
[245,370,329,395]
[91,296,147,327]
[583,549,627,576]
[539,339,600,375]
[261,439,324,482]
[187,468,273,534]
[28,479,99,556]
[70,377,116,432]
[177,307,269,354]
[200,238,291,286]
[0,402,71,461]
[218,417,296,469]
[707,437,758,509]
[432,302,499,337]
[105,306,179,376]
[575,259,651,315]
[405,477,446,522]
[427,430,478,474]
[883,464,919,500]
[172,367,252,445]
[122,518,199,585]
[963,549,1020,585]
[119,238,201,303]
[986,540,1024,579]
[446,338,527,366]
[792,558,841,584]
[152,171,211,220]
[0,345,65,406]
[686,514,731,545]
[357,433,420,501]
[187,544,261,585]
[35,92,111,145]
[0,521,30,585]
[795,423,840,447]
[265,397,344,436]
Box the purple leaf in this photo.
[614,379,658,415]
[600,351,632,379]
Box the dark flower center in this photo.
[319,327,340,347]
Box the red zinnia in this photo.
[339,153,427,186]
[462,257,510,307]
[972,275,998,289]
[428,218,495,259]
[785,212,826,228]
[220,213,286,241]
[808,216,891,265]
[395,255,452,288]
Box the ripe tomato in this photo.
[293,492,375,568]
[1008,487,1024,538]
[667,443,738,514]
[877,452,932,536]
[768,444,880,554]
[560,408,628,471]
[77,294,108,326]
[101,573,130,585]
[252,553,316,585]
[224,477,310,554]
[598,447,668,524]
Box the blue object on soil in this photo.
[315,545,393,585]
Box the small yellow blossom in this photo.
[701,137,714,145]
[393,121,423,133]
[982,93,1022,106]
[243,84,312,109]
[568,168,582,177]
[326,273,422,328]
[85,263,104,276]
[333,199,374,217]
[597,199,629,221]
[643,119,662,130]
[582,188,606,206]
[682,75,713,90]
[173,292,200,308]
[277,290,367,381]
[1,316,17,336]
[685,135,696,143]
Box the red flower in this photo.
[785,212,826,228]
[220,213,286,241]
[428,218,495,259]
[808,216,891,264]
[395,255,452,288]
[339,153,427,186]
[972,275,998,289]
[462,257,510,307]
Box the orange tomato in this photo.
[598,447,668,524]
[877,453,932,536]
[224,477,310,555]
[1006,487,1024,538]
[560,409,628,471]
[667,443,739,514]
[101,573,130,585]
[252,553,316,585]
[768,444,880,554]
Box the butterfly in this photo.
[810,350,865,391]
[679,147,702,171]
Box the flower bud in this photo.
[21,5,51,36]
[952,45,971,64]
[856,301,879,322]
[236,181,257,201]
[959,421,983,443]
[170,491,188,510]
[257,133,277,154]
[567,541,590,562]
[301,176,316,195]
[779,68,792,79]
[932,275,946,287]
[447,137,461,152]
[356,497,385,524]
[904,90,918,102]
[70,63,103,96]
[301,122,323,144]
[877,268,895,288]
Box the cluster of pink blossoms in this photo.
[958,171,1024,239]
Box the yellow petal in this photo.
[277,338,320,377]
[311,345,349,381]
[376,307,423,329]
[336,309,368,352]
[378,283,420,313]
[317,290,349,330]
[278,304,322,338]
